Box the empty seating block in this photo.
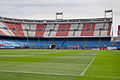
[94,31,100,36]
[30,24,37,30]
[104,23,109,29]
[15,23,24,37]
[43,24,54,37]
[39,25,47,37]
[21,24,30,30]
[35,24,44,37]
[107,23,111,36]
[69,24,78,30]
[72,39,85,48]
[68,24,78,36]
[74,31,81,37]
[94,23,104,37]
[63,39,73,48]
[50,24,59,37]
[45,24,54,30]
[74,24,83,37]
[79,24,83,30]
[0,22,7,36]
[101,30,108,37]
[5,22,18,36]
[0,30,6,35]
[28,31,36,37]
[56,24,66,36]
[68,31,74,37]
[85,39,99,48]
[43,31,50,37]
[21,24,29,37]
[62,24,71,36]
[50,31,57,37]
[87,24,96,36]
[95,23,104,30]
[81,24,90,36]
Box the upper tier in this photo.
[0,16,112,23]
[0,17,112,38]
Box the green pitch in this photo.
[0,49,120,80]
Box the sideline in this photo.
[0,70,119,78]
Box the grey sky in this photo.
[0,0,119,36]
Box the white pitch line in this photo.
[80,56,96,76]
[0,70,119,78]
[84,75,120,79]
[0,70,80,76]
[0,52,17,53]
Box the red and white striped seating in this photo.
[0,22,112,37]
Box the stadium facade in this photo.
[0,16,120,49]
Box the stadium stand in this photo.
[0,16,119,49]
[0,37,119,49]
[0,22,112,37]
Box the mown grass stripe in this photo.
[0,70,119,78]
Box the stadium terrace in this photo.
[0,14,120,50]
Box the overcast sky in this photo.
[0,0,119,36]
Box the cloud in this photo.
[0,0,119,36]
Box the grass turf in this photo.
[0,49,120,80]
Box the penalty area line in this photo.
[0,70,80,76]
[80,56,96,76]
